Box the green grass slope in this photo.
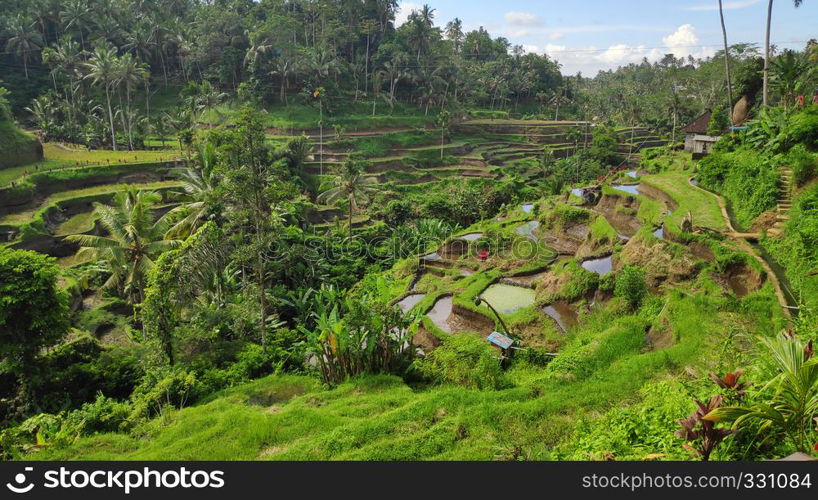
[0,120,43,169]
[30,283,782,461]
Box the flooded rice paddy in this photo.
[480,284,536,315]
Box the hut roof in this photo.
[683,111,712,135]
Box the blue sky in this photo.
[395,0,818,75]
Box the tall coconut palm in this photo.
[763,0,806,107]
[5,15,43,80]
[164,142,220,239]
[308,45,341,85]
[445,18,464,53]
[718,0,734,124]
[114,53,149,149]
[317,160,378,234]
[59,0,92,49]
[549,87,570,121]
[360,18,379,94]
[271,56,298,104]
[379,57,408,108]
[85,43,120,150]
[41,37,84,132]
[66,190,180,304]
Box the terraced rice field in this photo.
[0,143,178,186]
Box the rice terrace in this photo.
[0,0,817,466]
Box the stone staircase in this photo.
[768,166,792,238]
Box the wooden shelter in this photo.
[683,111,720,157]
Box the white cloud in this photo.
[532,24,713,75]
[682,0,760,11]
[662,24,714,59]
[504,11,544,27]
[394,2,422,27]
[663,24,698,50]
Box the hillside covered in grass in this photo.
[0,120,42,169]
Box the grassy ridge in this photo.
[640,172,725,231]
[0,143,177,186]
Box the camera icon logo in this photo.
[6,467,34,494]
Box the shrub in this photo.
[788,106,818,151]
[615,265,648,310]
[787,144,817,187]
[707,105,730,136]
[129,368,203,421]
[0,249,69,378]
[17,413,83,450]
[698,148,778,228]
[416,335,505,389]
[556,381,693,460]
[66,394,132,434]
[29,338,144,415]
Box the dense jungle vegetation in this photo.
[1,0,818,461]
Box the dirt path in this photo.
[687,176,791,319]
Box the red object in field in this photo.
[797,95,805,106]
[478,250,489,261]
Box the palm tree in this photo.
[317,160,378,235]
[41,37,84,133]
[437,110,449,160]
[165,108,194,154]
[147,20,170,86]
[66,190,180,304]
[360,18,379,94]
[149,114,169,147]
[445,18,464,53]
[5,15,43,80]
[194,80,227,120]
[271,56,297,104]
[123,21,156,114]
[308,45,341,85]
[407,6,435,62]
[164,142,220,239]
[550,87,570,121]
[123,20,156,69]
[763,0,806,107]
[706,335,818,454]
[718,0,734,125]
[59,0,92,49]
[379,57,408,109]
[85,43,120,150]
[115,53,149,149]
[25,95,57,135]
